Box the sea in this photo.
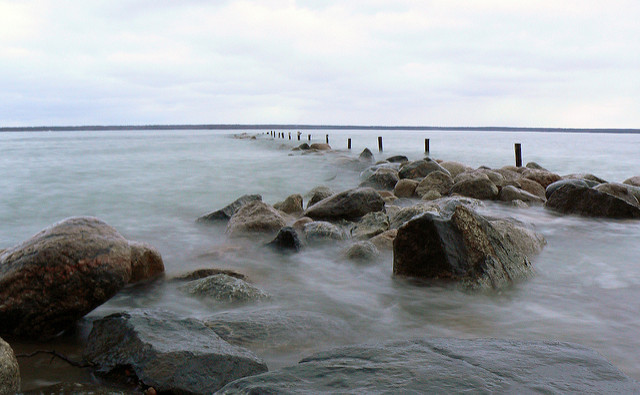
[2,128,640,390]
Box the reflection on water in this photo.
[2,129,640,389]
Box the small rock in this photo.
[359,148,374,162]
[0,337,20,394]
[306,186,334,208]
[266,226,302,252]
[360,168,399,190]
[304,221,346,242]
[369,229,397,251]
[439,161,471,178]
[128,241,165,283]
[350,211,389,239]
[226,201,287,237]
[393,179,418,198]
[525,161,547,171]
[450,177,499,200]
[399,159,450,180]
[415,170,454,197]
[309,143,331,151]
[197,194,262,223]
[421,190,442,201]
[385,155,409,163]
[179,274,271,302]
[274,194,304,214]
[498,185,545,204]
[344,241,380,261]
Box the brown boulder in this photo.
[129,242,165,283]
[303,187,385,221]
[393,179,418,198]
[415,171,454,197]
[522,168,562,189]
[274,194,304,214]
[623,176,640,187]
[545,183,640,219]
[226,201,287,237]
[449,178,499,200]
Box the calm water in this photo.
[2,129,640,390]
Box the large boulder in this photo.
[546,178,592,199]
[179,274,271,303]
[303,188,385,221]
[218,338,640,394]
[197,194,262,223]
[415,170,454,197]
[226,201,287,237]
[0,337,19,394]
[594,183,640,206]
[0,217,163,338]
[449,177,499,200]
[359,167,399,190]
[350,211,389,240]
[84,310,268,394]
[545,183,640,219]
[393,205,537,289]
[399,159,450,180]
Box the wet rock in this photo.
[304,221,346,242]
[450,177,499,200]
[179,274,270,303]
[385,155,409,163]
[266,226,302,252]
[389,203,438,229]
[274,194,304,214]
[516,177,547,200]
[128,241,165,283]
[594,183,640,206]
[369,229,397,251]
[350,211,389,240]
[545,183,640,219]
[172,268,247,282]
[494,168,522,182]
[344,241,380,261]
[294,142,310,150]
[546,178,592,199]
[564,173,607,184]
[292,216,313,232]
[623,176,640,187]
[84,310,268,394]
[393,179,418,198]
[359,167,399,190]
[218,338,640,394]
[421,190,442,201]
[476,169,507,186]
[0,337,19,394]
[358,148,374,162]
[393,205,536,289]
[415,170,454,197]
[309,143,331,151]
[522,168,562,189]
[399,159,450,180]
[453,170,490,184]
[439,161,471,178]
[0,217,160,338]
[303,187,385,221]
[306,186,334,208]
[489,219,546,257]
[197,194,262,223]
[498,185,545,204]
[23,383,130,394]
[525,161,547,171]
[226,201,287,237]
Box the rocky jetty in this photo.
[0,216,164,338]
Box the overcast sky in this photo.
[1,1,639,127]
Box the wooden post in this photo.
[288,132,291,140]
[515,143,522,167]
[297,131,301,141]
[348,138,351,149]
[378,136,383,152]
[326,134,329,144]
[308,134,311,141]
[425,138,430,154]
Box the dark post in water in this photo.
[288,132,291,140]
[348,138,352,149]
[425,138,430,154]
[297,131,301,141]
[378,136,383,152]
[326,134,329,144]
[515,143,522,167]
[308,134,311,141]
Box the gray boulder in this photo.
[358,148,374,163]
[623,176,640,187]
[385,155,408,163]
[399,159,450,180]
[197,194,262,223]
[84,310,268,394]
[450,177,499,200]
[0,217,163,339]
[498,185,545,204]
[595,182,640,206]
[546,178,592,199]
[306,186,334,208]
[350,211,389,240]
[393,205,537,289]
[226,201,287,237]
[415,170,454,197]
[218,338,640,394]
[273,194,304,214]
[359,167,399,190]
[304,221,346,242]
[344,241,380,261]
[545,183,640,219]
[179,274,270,303]
[439,161,471,178]
[0,337,19,394]
[303,187,385,221]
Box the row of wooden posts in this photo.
[266,131,524,167]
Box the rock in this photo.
[393,179,418,198]
[205,309,352,351]
[545,183,640,219]
[274,194,304,214]
[292,216,314,232]
[564,173,607,184]
[525,161,547,171]
[516,177,547,200]
[623,176,640,187]
[389,203,438,229]
[546,178,592,199]
[399,159,450,180]
[303,221,346,242]
[359,163,399,181]
[226,201,287,237]
[344,241,380,261]
[179,274,270,303]
[359,167,399,190]
[303,187,385,221]
[84,310,268,394]
[197,194,262,223]
[173,268,247,282]
[393,205,535,289]
[23,383,129,394]
[385,155,408,163]
[522,168,562,189]
[306,186,334,208]
[369,229,397,251]
[358,148,374,162]
[128,241,165,283]
[350,211,389,240]
[421,190,442,200]
[0,217,150,338]
[453,170,490,184]
[218,338,640,394]
[266,226,302,252]
[595,183,640,206]
[439,161,470,178]
[309,143,331,151]
[0,337,19,394]
[450,177,499,200]
[415,170,454,197]
[498,185,545,204]
[494,168,522,182]
[476,169,507,186]
[489,219,546,257]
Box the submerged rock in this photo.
[358,148,374,162]
[197,194,262,223]
[306,186,334,208]
[398,159,449,180]
[304,221,346,242]
[266,226,302,252]
[498,185,545,204]
[179,274,271,303]
[309,143,331,151]
[415,170,454,197]
[172,268,247,282]
[450,177,499,200]
[344,241,380,261]
[273,194,304,214]
[84,310,268,394]
[393,179,418,198]
[350,211,389,240]
[0,216,163,338]
[226,201,287,237]
[359,167,399,190]
[545,183,640,219]
[303,187,385,221]
[218,338,640,394]
[0,337,20,394]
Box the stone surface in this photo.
[350,211,389,240]
[385,155,409,163]
[594,183,640,207]
[545,183,640,219]
[306,186,334,208]
[303,187,385,220]
[393,179,418,198]
[292,216,313,232]
[525,161,547,171]
[266,226,303,252]
[344,241,380,261]
[415,170,454,197]
[84,310,268,394]
[128,241,165,283]
[309,143,331,150]
[179,274,271,303]
[393,205,536,289]
[439,161,470,178]
[303,221,346,242]
[0,337,20,394]
[516,177,547,199]
[564,173,607,184]
[197,194,262,223]
[218,338,640,394]
[623,176,640,187]
[172,268,247,282]
[389,203,438,229]
[546,178,592,199]
[399,159,450,180]
[273,194,304,214]
[226,201,287,237]
[0,217,140,338]
[522,168,562,189]
[23,383,130,395]
[359,167,399,190]
[498,185,545,204]
[453,170,490,184]
[450,177,499,200]
[358,148,374,163]
[489,219,546,257]
[369,229,397,251]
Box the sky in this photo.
[1,0,639,128]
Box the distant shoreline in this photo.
[1,124,639,134]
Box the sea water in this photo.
[2,129,640,389]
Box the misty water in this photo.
[2,129,640,390]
